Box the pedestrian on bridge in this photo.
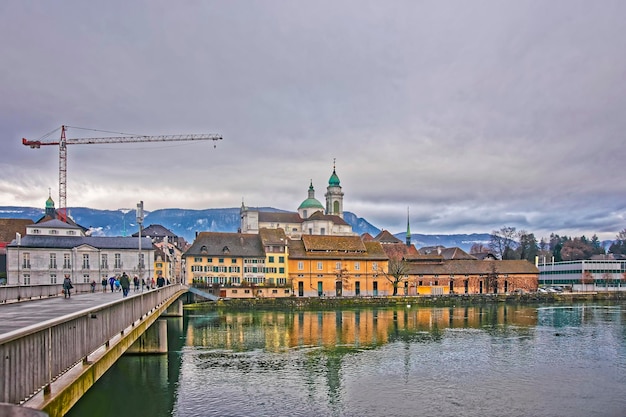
[133,275,140,292]
[101,277,107,293]
[120,272,131,297]
[63,274,73,299]
[108,276,116,292]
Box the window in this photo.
[67,230,76,235]
[114,254,122,268]
[232,289,238,294]
[194,257,203,263]
[49,229,58,235]
[335,262,341,270]
[277,278,287,285]
[298,261,304,270]
[32,229,40,234]
[49,253,57,269]
[22,253,31,269]
[279,267,285,274]
[321,228,326,235]
[64,253,71,269]
[156,262,162,268]
[50,273,57,284]
[354,262,360,271]
[83,274,90,283]
[22,274,30,285]
[279,256,285,263]
[272,289,278,294]
[82,254,90,269]
[269,256,275,263]
[317,262,323,270]
[219,258,224,263]
[138,253,145,269]
[372,262,378,271]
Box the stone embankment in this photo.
[185,291,625,311]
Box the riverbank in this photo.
[184,291,625,311]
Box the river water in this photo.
[67,303,626,417]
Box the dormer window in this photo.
[200,245,208,254]
[222,246,230,254]
[49,230,58,235]
[32,229,40,234]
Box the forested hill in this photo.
[0,206,490,252]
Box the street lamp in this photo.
[137,201,144,289]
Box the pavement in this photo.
[0,288,151,336]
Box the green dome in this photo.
[45,196,55,208]
[298,198,324,210]
[328,169,340,186]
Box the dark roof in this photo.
[0,219,34,242]
[259,228,288,246]
[306,211,350,226]
[417,246,477,260]
[302,235,366,252]
[258,212,303,223]
[381,242,420,260]
[184,232,264,257]
[374,230,403,244]
[7,235,153,250]
[35,210,86,230]
[360,232,374,242]
[406,259,539,275]
[133,224,177,238]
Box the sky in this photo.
[1,1,625,242]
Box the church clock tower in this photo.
[325,160,344,219]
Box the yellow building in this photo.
[288,235,390,297]
[259,228,289,286]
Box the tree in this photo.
[608,229,626,255]
[470,243,489,255]
[517,231,539,263]
[485,261,499,293]
[560,238,593,261]
[381,257,410,296]
[590,235,606,255]
[489,226,518,260]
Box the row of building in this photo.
[1,166,543,297]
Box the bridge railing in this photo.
[0,283,96,303]
[0,284,187,405]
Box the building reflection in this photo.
[185,305,539,352]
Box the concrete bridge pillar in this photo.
[162,300,183,317]
[127,319,168,354]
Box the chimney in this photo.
[16,232,21,245]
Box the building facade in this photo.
[240,165,355,239]
[6,219,154,285]
[288,235,390,297]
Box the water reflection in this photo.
[68,304,626,417]
[186,305,539,352]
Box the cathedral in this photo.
[240,165,355,238]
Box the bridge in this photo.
[0,283,210,417]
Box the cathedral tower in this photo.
[325,160,344,218]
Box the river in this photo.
[67,302,626,417]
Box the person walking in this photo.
[63,274,73,298]
[120,272,131,297]
[101,277,107,293]
[108,276,115,293]
[90,280,96,293]
[133,275,140,292]
[156,273,166,288]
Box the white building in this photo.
[240,166,355,238]
[538,259,626,291]
[6,219,154,285]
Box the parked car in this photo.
[537,288,548,293]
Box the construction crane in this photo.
[23,125,222,222]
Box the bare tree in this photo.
[381,258,410,296]
[489,226,518,260]
[485,261,499,293]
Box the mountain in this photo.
[0,206,486,251]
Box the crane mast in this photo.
[23,125,222,222]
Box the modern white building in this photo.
[538,259,626,291]
[6,219,154,285]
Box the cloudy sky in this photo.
[1,1,625,241]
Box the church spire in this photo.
[406,207,411,247]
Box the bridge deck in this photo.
[0,289,152,335]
